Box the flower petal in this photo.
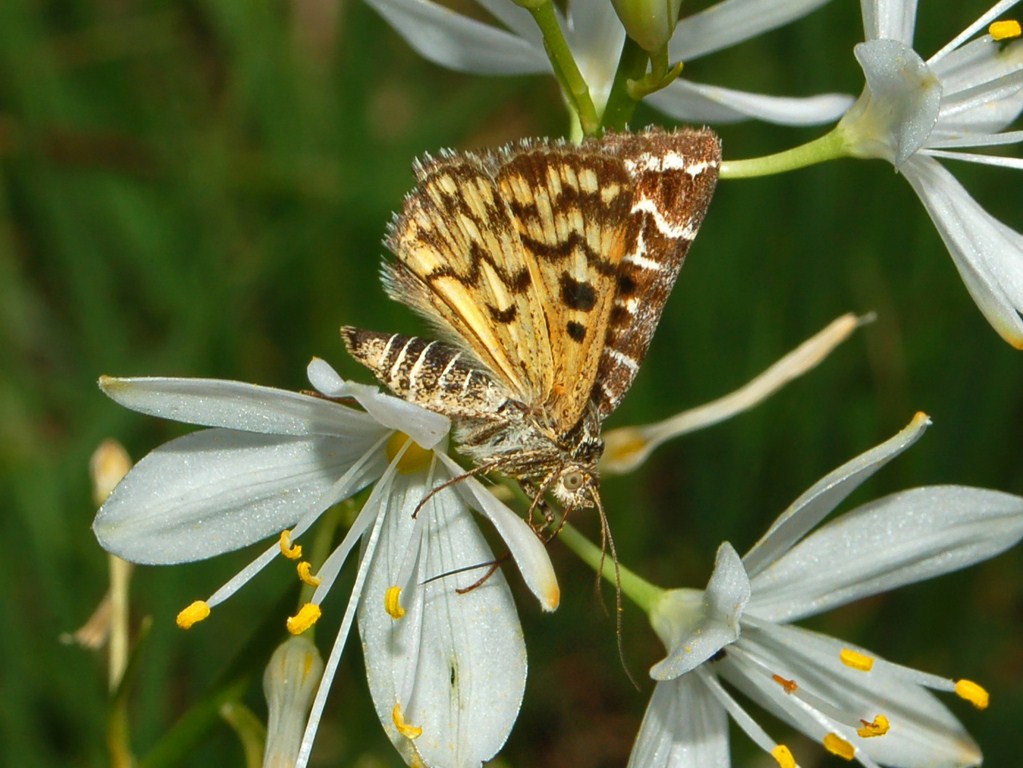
[363,0,547,75]
[672,0,834,61]
[931,35,1023,133]
[99,375,381,437]
[724,623,982,767]
[565,0,624,110]
[359,466,526,768]
[647,78,852,125]
[742,412,930,578]
[436,454,560,611]
[627,675,729,768]
[749,485,1023,622]
[651,543,751,680]
[94,429,386,563]
[860,0,917,44]
[901,154,1023,347]
[850,39,942,165]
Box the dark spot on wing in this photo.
[566,321,586,343]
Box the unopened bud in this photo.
[263,636,324,767]
[610,0,683,53]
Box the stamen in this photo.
[176,600,211,629]
[771,744,796,768]
[280,530,303,560]
[840,648,874,671]
[297,561,321,586]
[287,603,322,635]
[392,703,423,739]
[857,714,890,738]
[386,432,433,474]
[990,19,1022,40]
[823,732,855,761]
[385,586,406,619]
[772,674,798,694]
[955,679,989,710]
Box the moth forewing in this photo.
[345,127,722,512]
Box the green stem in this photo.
[601,38,650,133]
[526,1,600,136]
[720,128,848,179]
[558,523,664,612]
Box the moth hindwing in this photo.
[343,126,721,509]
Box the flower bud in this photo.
[610,0,683,53]
[262,636,324,767]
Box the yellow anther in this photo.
[955,679,989,710]
[279,530,302,560]
[772,674,798,694]
[176,600,211,630]
[823,733,855,761]
[771,744,796,768]
[840,648,875,672]
[990,19,1022,40]
[392,703,423,739]
[296,561,321,586]
[386,432,433,474]
[286,602,321,635]
[857,714,890,738]
[385,586,406,619]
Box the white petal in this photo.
[650,544,750,680]
[474,0,542,43]
[671,0,833,61]
[627,676,729,768]
[308,358,451,448]
[936,64,1023,136]
[436,453,560,611]
[725,623,981,767]
[901,154,1023,347]
[860,0,917,43]
[364,0,547,75]
[647,78,853,125]
[925,148,1023,168]
[93,429,386,563]
[929,129,1023,148]
[931,35,1023,128]
[565,0,624,110]
[743,412,930,578]
[851,39,942,165]
[749,486,1023,622]
[931,0,1023,61]
[98,376,381,437]
[359,467,525,768]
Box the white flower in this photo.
[838,0,1023,346]
[630,412,1023,768]
[364,0,853,124]
[93,358,559,768]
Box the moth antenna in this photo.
[591,488,638,689]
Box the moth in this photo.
[343,127,720,513]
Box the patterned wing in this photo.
[382,152,554,404]
[495,143,636,435]
[589,127,721,419]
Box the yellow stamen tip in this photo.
[386,432,433,473]
[823,733,855,761]
[286,602,321,635]
[990,19,1021,40]
[771,744,796,768]
[392,703,423,739]
[840,648,875,671]
[772,674,798,694]
[385,586,405,619]
[279,530,302,560]
[955,679,989,710]
[857,714,890,738]
[176,600,211,629]
[296,561,321,586]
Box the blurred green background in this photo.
[2,0,1021,766]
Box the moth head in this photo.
[551,464,599,508]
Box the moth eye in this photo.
[562,471,585,492]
